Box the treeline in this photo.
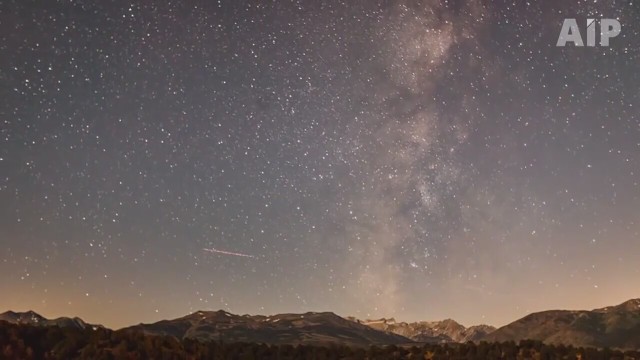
[0,321,638,359]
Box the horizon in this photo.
[3,296,639,330]
[2,1,639,334]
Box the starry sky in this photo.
[1,0,639,330]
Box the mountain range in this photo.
[352,317,496,343]
[2,298,639,350]
[125,310,410,346]
[0,310,101,330]
[484,298,640,350]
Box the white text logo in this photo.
[556,18,621,47]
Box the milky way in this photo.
[1,0,639,328]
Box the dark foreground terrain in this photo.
[1,321,640,360]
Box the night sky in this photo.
[1,0,639,329]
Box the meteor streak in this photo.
[203,247,257,259]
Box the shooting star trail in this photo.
[203,247,257,259]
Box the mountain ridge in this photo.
[0,310,102,330]
[124,309,413,346]
[351,316,496,343]
[483,298,640,350]
[2,298,639,349]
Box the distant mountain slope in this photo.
[0,310,101,330]
[125,310,413,346]
[355,317,495,343]
[483,299,640,350]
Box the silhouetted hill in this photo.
[124,310,413,346]
[483,299,640,350]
